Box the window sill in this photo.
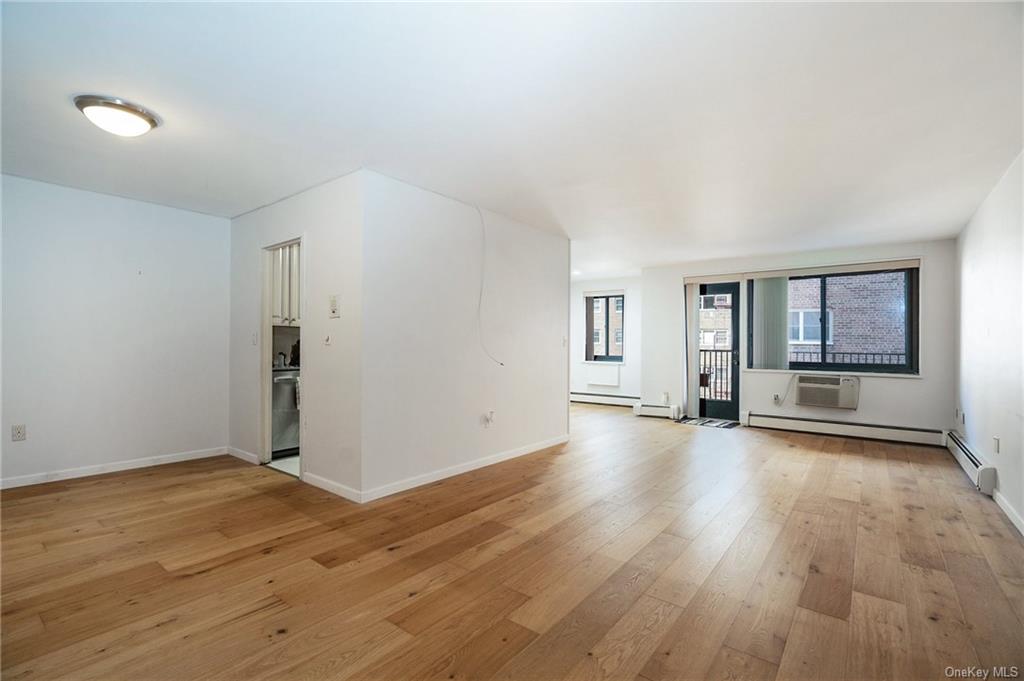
[743,368,922,380]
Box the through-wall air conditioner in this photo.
[794,374,859,409]
[947,431,996,496]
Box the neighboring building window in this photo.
[586,294,624,361]
[789,310,833,344]
[701,294,733,310]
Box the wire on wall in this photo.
[475,205,505,367]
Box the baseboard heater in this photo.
[946,431,996,496]
[746,413,945,446]
[570,392,640,408]
[633,403,681,419]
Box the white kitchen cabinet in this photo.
[288,242,301,326]
[271,242,301,327]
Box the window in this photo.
[789,310,833,344]
[586,294,624,361]
[701,294,733,309]
[748,268,919,373]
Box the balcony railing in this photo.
[789,351,907,365]
[699,349,732,401]
[701,350,906,402]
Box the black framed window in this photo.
[748,267,919,374]
[586,294,624,361]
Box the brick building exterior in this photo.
[788,273,906,363]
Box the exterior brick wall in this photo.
[788,273,906,362]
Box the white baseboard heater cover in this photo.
[633,404,681,419]
[747,413,945,446]
[570,392,640,407]
[947,431,996,496]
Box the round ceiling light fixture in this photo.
[73,95,160,137]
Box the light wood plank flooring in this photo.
[3,404,1023,680]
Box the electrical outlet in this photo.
[993,436,1000,454]
[483,410,495,428]
[11,425,26,442]
[773,393,781,405]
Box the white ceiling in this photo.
[3,2,1021,277]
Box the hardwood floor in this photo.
[3,404,1023,680]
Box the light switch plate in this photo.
[328,295,340,319]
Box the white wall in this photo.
[570,277,642,399]
[1,175,230,485]
[229,170,569,500]
[359,172,569,496]
[229,172,364,493]
[956,153,1023,529]
[641,239,958,430]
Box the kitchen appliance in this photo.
[272,368,300,456]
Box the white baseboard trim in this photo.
[359,434,570,504]
[746,413,945,446]
[570,392,639,408]
[227,447,260,465]
[994,491,1024,537]
[0,446,230,490]
[302,472,364,504]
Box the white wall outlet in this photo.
[773,393,781,405]
[11,424,26,442]
[328,295,340,319]
[993,436,1000,454]
[483,410,495,427]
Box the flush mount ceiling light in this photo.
[73,95,160,137]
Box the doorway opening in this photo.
[697,281,740,421]
[262,239,302,478]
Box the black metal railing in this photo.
[789,351,907,365]
[699,349,732,401]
